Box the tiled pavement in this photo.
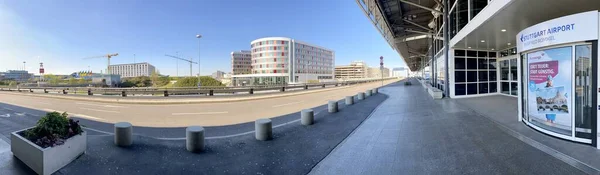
[310,78,586,175]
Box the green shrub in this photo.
[174,76,224,87]
[21,112,83,148]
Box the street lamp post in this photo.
[196,34,202,88]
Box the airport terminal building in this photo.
[358,0,600,147]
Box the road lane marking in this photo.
[76,102,126,108]
[0,114,9,118]
[33,102,52,105]
[171,111,229,116]
[79,107,120,113]
[14,112,25,116]
[272,101,304,108]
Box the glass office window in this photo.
[455,71,466,82]
[454,49,496,96]
[455,57,466,69]
[471,0,488,19]
[500,60,509,80]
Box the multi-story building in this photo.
[231,50,252,75]
[211,71,225,80]
[109,62,155,78]
[391,67,408,77]
[1,70,32,82]
[359,0,600,146]
[367,67,390,79]
[232,37,335,86]
[335,61,368,79]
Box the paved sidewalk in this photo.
[310,78,585,174]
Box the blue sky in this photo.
[0,0,405,76]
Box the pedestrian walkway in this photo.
[310,78,586,174]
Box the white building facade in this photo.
[109,62,155,78]
[232,37,335,86]
[231,50,252,75]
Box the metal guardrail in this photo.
[0,78,397,97]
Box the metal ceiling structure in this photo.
[357,0,441,72]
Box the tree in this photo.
[150,70,159,86]
[8,81,17,87]
[77,78,87,85]
[44,74,62,85]
[68,77,77,85]
[174,76,224,87]
[121,76,152,87]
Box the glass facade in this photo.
[454,49,496,96]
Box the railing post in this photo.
[88,89,93,96]
[209,90,214,96]
[44,89,48,93]
[62,89,67,94]
[121,91,127,97]
[281,87,285,92]
[304,85,308,90]
[29,89,33,93]
[18,88,21,92]
[322,84,325,88]
[249,88,254,94]
[164,90,169,97]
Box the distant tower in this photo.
[39,62,45,81]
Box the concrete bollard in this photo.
[365,90,371,97]
[328,100,338,113]
[114,122,133,147]
[255,119,272,141]
[345,96,354,105]
[186,126,205,153]
[301,109,314,125]
[374,88,378,94]
[357,92,365,100]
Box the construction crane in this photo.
[82,53,119,74]
[165,54,197,77]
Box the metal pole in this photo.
[443,0,450,97]
[196,34,202,88]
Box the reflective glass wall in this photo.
[454,49,497,96]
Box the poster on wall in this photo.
[527,46,572,134]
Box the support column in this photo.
[431,34,436,88]
[443,0,450,97]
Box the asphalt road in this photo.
[0,79,398,128]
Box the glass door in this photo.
[499,57,519,96]
[574,44,593,139]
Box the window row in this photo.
[454,50,497,57]
[253,46,288,52]
[455,82,498,96]
[252,40,288,47]
[454,70,497,82]
[253,58,288,63]
[253,69,288,74]
[295,44,333,54]
[455,57,497,70]
[253,52,287,57]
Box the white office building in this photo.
[109,62,156,78]
[232,37,335,86]
[231,50,252,75]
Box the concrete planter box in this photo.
[11,129,87,175]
